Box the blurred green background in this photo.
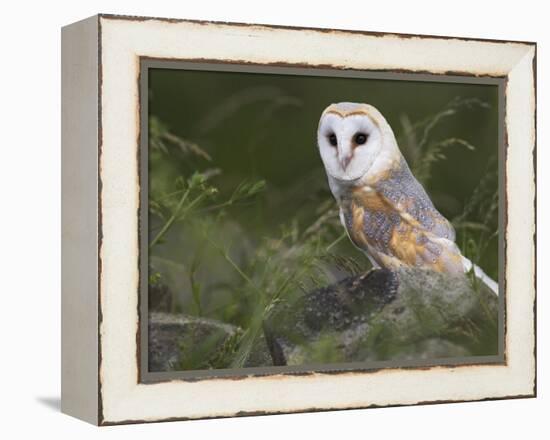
[147,67,499,368]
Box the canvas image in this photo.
[143,64,502,375]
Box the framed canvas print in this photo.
[61,14,537,425]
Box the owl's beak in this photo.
[340,154,352,170]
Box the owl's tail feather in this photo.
[461,257,498,296]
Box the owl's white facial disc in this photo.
[317,104,384,182]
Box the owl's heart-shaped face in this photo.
[317,102,385,182]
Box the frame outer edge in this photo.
[97,12,537,46]
[61,14,100,425]
[531,44,537,398]
[95,15,537,424]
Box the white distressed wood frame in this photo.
[61,14,536,425]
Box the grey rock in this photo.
[148,268,499,371]
[263,268,498,366]
[244,331,276,368]
[148,312,241,372]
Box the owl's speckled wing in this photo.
[340,159,463,274]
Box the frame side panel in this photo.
[61,15,100,425]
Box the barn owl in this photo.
[317,102,498,295]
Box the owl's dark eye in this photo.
[354,133,368,145]
[328,133,338,147]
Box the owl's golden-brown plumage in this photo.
[339,158,463,274]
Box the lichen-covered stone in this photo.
[148,312,241,371]
[263,268,498,366]
[149,268,499,371]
